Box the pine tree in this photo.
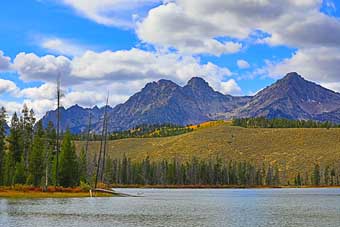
[14,157,26,184]
[273,165,280,186]
[44,121,56,188]
[104,155,113,184]
[59,130,79,187]
[8,112,22,163]
[79,147,88,183]
[21,105,35,169]
[312,164,321,186]
[265,165,273,185]
[0,107,6,185]
[28,122,45,186]
[3,152,14,186]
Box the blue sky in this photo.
[0,0,340,118]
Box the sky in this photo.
[0,0,340,119]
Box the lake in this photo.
[1,188,340,226]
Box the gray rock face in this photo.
[230,72,340,120]
[41,77,250,133]
[40,73,340,133]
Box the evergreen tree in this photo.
[79,147,88,183]
[273,165,280,185]
[28,122,45,186]
[20,105,35,169]
[0,107,6,185]
[312,164,321,186]
[14,157,26,184]
[104,155,113,184]
[8,112,22,163]
[3,152,14,186]
[265,165,273,185]
[59,130,79,187]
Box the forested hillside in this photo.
[76,122,340,186]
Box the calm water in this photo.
[1,188,340,227]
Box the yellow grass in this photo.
[0,190,112,198]
[76,124,340,180]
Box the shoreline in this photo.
[110,184,340,189]
[0,190,115,199]
[1,185,339,199]
[0,186,120,199]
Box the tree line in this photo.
[101,156,340,187]
[232,117,337,128]
[0,106,81,188]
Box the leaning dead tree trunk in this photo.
[85,111,92,178]
[100,110,110,183]
[94,93,109,189]
[55,75,61,187]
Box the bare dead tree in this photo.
[55,75,61,186]
[94,93,109,189]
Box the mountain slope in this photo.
[229,72,340,120]
[42,77,250,133]
[106,77,250,131]
[75,123,340,181]
[41,105,106,134]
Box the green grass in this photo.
[75,123,340,180]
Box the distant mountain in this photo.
[103,77,250,131]
[41,77,250,133]
[40,73,340,133]
[229,72,340,121]
[42,104,107,134]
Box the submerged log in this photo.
[92,188,141,197]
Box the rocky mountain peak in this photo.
[187,77,210,88]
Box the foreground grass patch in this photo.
[0,186,115,198]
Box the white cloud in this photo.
[137,0,340,55]
[20,83,56,100]
[137,2,243,56]
[13,48,232,89]
[220,79,242,95]
[266,47,340,85]
[22,98,56,120]
[0,79,19,95]
[71,48,232,84]
[41,37,88,56]
[61,0,161,28]
[13,52,72,83]
[0,100,22,119]
[237,59,250,69]
[0,51,11,71]
[4,48,235,119]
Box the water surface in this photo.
[1,188,340,226]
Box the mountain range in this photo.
[41,72,340,133]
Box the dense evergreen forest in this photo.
[232,117,337,128]
[0,106,80,188]
[1,106,340,188]
[101,156,340,187]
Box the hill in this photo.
[75,122,340,183]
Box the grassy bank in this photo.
[0,186,115,198]
[110,184,340,189]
